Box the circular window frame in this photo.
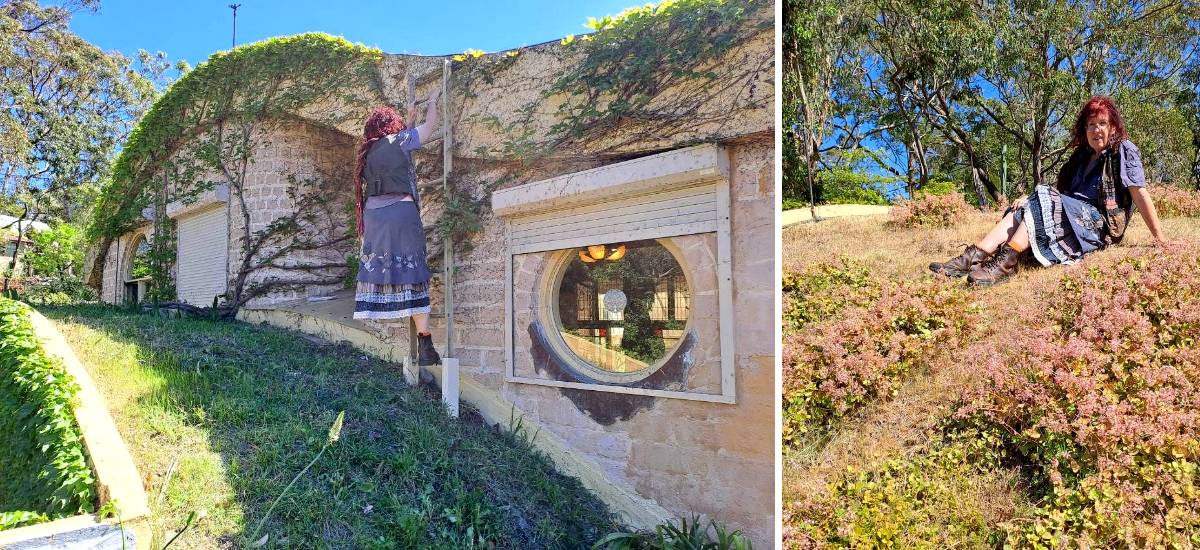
[539,238,695,385]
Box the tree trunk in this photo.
[2,207,30,293]
[797,73,822,221]
[1191,137,1200,189]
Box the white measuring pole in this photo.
[440,58,459,418]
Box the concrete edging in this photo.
[0,307,151,550]
[237,307,673,530]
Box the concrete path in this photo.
[782,204,892,227]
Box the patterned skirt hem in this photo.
[353,281,430,319]
[1022,185,1083,267]
[352,304,431,320]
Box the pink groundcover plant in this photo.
[961,243,1200,547]
[888,191,973,228]
[1150,184,1200,218]
[782,261,974,444]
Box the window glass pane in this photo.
[556,240,690,374]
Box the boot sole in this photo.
[929,265,971,278]
[967,276,1011,287]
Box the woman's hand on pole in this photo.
[415,87,440,142]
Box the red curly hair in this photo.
[1068,96,1128,151]
[354,106,406,238]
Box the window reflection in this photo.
[557,240,690,374]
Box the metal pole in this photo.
[229,4,241,48]
[439,59,459,418]
[441,59,454,359]
[1001,143,1008,198]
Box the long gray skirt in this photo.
[353,200,432,320]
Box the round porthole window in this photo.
[549,239,691,382]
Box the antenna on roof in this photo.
[229,4,242,48]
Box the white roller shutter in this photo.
[493,144,728,255]
[176,205,228,306]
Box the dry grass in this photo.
[782,210,1200,544]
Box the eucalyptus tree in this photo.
[1,0,159,290]
[972,0,1199,188]
[784,0,868,216]
[825,0,1199,205]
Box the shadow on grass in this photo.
[41,304,618,549]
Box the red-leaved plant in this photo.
[1150,184,1200,218]
[958,244,1200,547]
[887,192,972,228]
[783,262,974,445]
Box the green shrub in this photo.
[0,298,95,529]
[781,198,809,211]
[23,224,84,279]
[18,276,97,306]
[887,192,972,228]
[816,166,891,206]
[785,431,1012,549]
[915,179,959,197]
[595,515,753,549]
[782,259,879,334]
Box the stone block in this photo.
[629,442,714,478]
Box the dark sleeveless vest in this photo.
[362,132,419,208]
[1055,143,1134,245]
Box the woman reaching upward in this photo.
[352,87,442,366]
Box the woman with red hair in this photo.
[352,87,442,366]
[930,95,1170,286]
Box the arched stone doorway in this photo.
[123,234,151,304]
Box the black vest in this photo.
[362,132,419,207]
[1056,144,1134,245]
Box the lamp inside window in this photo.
[578,244,626,263]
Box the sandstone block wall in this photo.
[426,138,775,546]
[99,227,154,304]
[230,120,358,307]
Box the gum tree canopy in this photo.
[784,0,1200,208]
[1,0,159,290]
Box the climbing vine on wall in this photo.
[546,0,770,151]
[458,0,769,160]
[85,33,385,309]
[439,0,770,250]
[84,1,769,309]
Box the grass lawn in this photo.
[782,212,1200,547]
[42,305,617,549]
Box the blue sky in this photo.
[65,1,644,68]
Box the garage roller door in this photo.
[176,205,228,306]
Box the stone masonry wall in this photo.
[226,119,358,307]
[427,137,774,546]
[99,226,154,304]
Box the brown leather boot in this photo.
[929,245,990,277]
[417,332,441,366]
[967,244,1020,287]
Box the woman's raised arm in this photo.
[415,87,441,145]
